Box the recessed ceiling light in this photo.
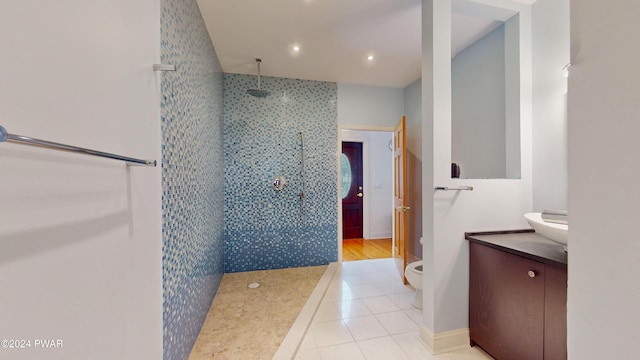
[289,44,301,57]
[363,54,376,67]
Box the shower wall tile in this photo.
[161,0,224,359]
[224,74,338,273]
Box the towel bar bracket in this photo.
[153,64,176,72]
[435,186,474,191]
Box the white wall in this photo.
[568,1,640,358]
[532,0,569,211]
[421,0,438,330]
[422,0,533,334]
[341,130,393,240]
[338,83,405,128]
[366,131,394,239]
[0,2,162,359]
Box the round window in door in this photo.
[341,153,352,199]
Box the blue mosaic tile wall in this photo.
[224,74,339,273]
[161,0,224,359]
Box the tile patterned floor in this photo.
[294,258,494,360]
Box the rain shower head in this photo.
[247,58,270,98]
[247,88,270,98]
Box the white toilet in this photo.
[405,260,423,309]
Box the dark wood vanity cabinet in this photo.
[469,241,567,360]
[543,264,568,359]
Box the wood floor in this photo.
[342,238,392,261]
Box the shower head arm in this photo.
[256,58,262,90]
[247,58,270,98]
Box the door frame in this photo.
[337,125,395,262]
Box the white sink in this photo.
[524,213,568,249]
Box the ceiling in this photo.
[197,0,532,88]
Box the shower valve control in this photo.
[272,176,287,191]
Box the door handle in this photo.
[396,205,411,211]
[357,193,363,198]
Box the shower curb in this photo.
[272,262,340,360]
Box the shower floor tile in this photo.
[188,265,327,360]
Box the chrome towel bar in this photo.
[435,186,474,191]
[0,125,156,167]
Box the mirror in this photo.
[451,3,521,179]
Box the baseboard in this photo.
[418,323,470,355]
[365,234,392,240]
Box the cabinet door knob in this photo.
[528,270,536,278]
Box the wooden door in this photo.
[393,116,408,283]
[341,142,364,239]
[469,243,545,360]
